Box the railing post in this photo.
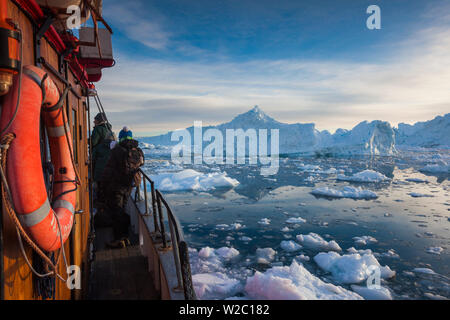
[168,216,183,292]
[156,192,168,248]
[179,241,197,300]
[151,181,159,233]
[142,175,149,216]
[134,175,140,203]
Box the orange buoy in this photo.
[0,65,76,252]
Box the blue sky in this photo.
[95,0,450,136]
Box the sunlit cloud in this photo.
[97,3,450,136]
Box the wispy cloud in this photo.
[103,1,171,50]
[97,4,450,136]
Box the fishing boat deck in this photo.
[88,227,159,300]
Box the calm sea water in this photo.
[143,151,450,300]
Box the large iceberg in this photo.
[140,106,398,156]
[396,113,450,148]
[316,120,397,156]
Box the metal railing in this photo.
[133,168,197,300]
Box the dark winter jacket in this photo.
[91,122,114,181]
[101,139,145,187]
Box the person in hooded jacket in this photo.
[118,126,133,143]
[91,113,115,210]
[91,113,114,181]
[100,133,145,248]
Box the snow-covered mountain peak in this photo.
[227,106,280,127]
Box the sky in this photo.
[93,0,450,136]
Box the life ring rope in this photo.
[0,133,68,281]
[0,65,77,259]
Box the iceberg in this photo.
[311,186,378,199]
[426,247,444,255]
[244,261,363,300]
[149,169,239,191]
[140,106,398,156]
[193,272,242,300]
[296,233,342,252]
[285,217,307,224]
[314,251,396,284]
[257,218,271,225]
[337,170,390,183]
[352,236,378,246]
[256,248,277,265]
[396,113,450,148]
[350,285,393,300]
[419,161,450,174]
[280,240,303,252]
[189,246,243,299]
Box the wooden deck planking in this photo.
[88,228,159,300]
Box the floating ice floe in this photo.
[347,247,373,255]
[280,240,303,252]
[193,273,243,300]
[419,161,450,174]
[426,247,444,255]
[311,186,378,199]
[244,261,363,300]
[256,248,277,264]
[350,285,393,300]
[296,233,342,252]
[320,168,338,174]
[154,160,183,173]
[286,217,307,224]
[405,178,429,183]
[412,268,436,275]
[337,170,390,183]
[375,249,400,259]
[150,169,239,191]
[281,227,291,232]
[408,192,434,198]
[423,293,449,300]
[353,236,378,246]
[215,223,245,231]
[258,218,271,225]
[239,236,253,242]
[314,251,396,284]
[190,247,243,299]
[295,254,310,262]
[215,247,240,260]
[298,164,322,172]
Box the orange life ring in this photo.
[0,65,76,252]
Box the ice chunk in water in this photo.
[245,261,363,300]
[296,233,342,252]
[256,248,277,264]
[337,170,390,183]
[311,186,378,199]
[314,251,396,284]
[280,240,303,252]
